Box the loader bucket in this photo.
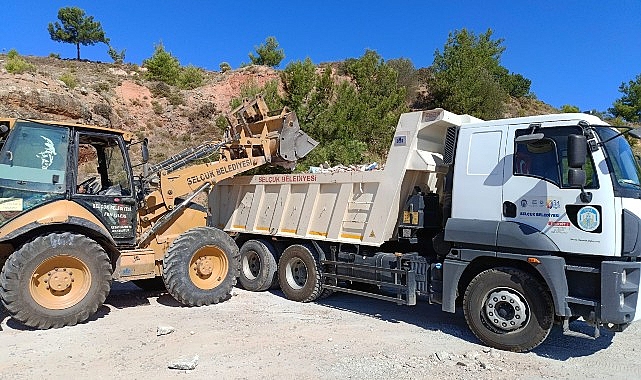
[227,95,318,168]
[277,111,318,161]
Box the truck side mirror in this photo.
[568,168,586,187]
[142,138,149,164]
[567,134,587,168]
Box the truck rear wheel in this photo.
[463,267,554,352]
[162,227,239,306]
[0,233,112,329]
[278,244,322,302]
[238,239,278,292]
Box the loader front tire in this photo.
[0,233,112,329]
[162,227,239,306]
[238,239,278,292]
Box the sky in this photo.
[2,1,640,114]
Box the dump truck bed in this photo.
[210,109,478,246]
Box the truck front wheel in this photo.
[278,244,323,302]
[0,233,112,329]
[162,227,239,306]
[463,267,554,352]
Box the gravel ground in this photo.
[1,282,641,379]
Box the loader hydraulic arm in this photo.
[145,95,318,209]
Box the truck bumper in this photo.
[601,261,641,325]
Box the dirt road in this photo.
[1,283,640,379]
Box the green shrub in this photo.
[143,43,181,85]
[151,100,163,115]
[561,104,580,113]
[219,62,232,73]
[92,81,111,93]
[108,45,126,64]
[149,81,172,98]
[177,65,204,89]
[59,72,78,89]
[168,91,185,106]
[215,115,229,132]
[4,49,35,74]
[49,53,61,59]
[93,103,112,119]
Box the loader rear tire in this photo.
[238,239,278,292]
[0,233,112,329]
[278,244,322,302]
[162,227,239,306]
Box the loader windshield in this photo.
[0,121,68,226]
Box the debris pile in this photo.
[309,162,380,173]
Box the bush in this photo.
[561,104,580,113]
[177,65,204,89]
[59,72,78,89]
[151,100,163,115]
[215,115,229,132]
[49,53,61,59]
[168,91,185,106]
[219,62,231,73]
[92,81,111,93]
[93,103,112,119]
[4,49,35,74]
[108,45,126,64]
[248,36,285,68]
[149,81,172,98]
[143,43,181,85]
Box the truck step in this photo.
[322,284,416,306]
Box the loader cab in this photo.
[0,119,137,243]
[71,129,137,244]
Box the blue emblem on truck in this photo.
[578,206,600,232]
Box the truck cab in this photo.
[443,113,641,348]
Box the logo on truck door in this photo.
[577,206,600,232]
[566,205,602,233]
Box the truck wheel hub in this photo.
[484,289,528,331]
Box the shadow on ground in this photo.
[293,290,614,360]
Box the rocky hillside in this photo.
[0,55,557,164]
[0,55,280,162]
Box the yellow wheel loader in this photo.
[0,96,317,328]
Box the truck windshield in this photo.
[595,127,641,197]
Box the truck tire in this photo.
[132,278,166,292]
[463,267,554,352]
[238,239,278,292]
[0,232,112,329]
[162,227,239,306]
[278,244,323,302]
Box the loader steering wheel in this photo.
[77,176,98,194]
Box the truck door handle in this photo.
[503,201,517,218]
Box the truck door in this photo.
[502,124,616,256]
[72,131,137,245]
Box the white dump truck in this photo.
[210,108,641,352]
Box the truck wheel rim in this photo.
[483,288,529,332]
[241,250,261,280]
[285,258,307,290]
[30,255,91,310]
[189,245,228,290]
